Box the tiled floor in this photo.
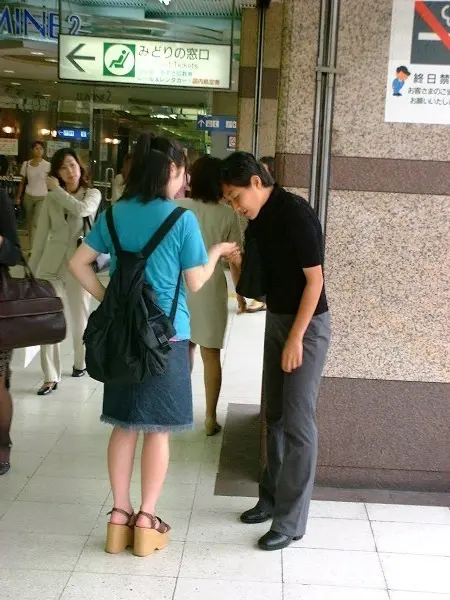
[2,303,450,599]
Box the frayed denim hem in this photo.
[100,414,193,433]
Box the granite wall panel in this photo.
[324,190,450,383]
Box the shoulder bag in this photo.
[0,255,66,351]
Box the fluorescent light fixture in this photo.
[3,69,14,74]
[154,113,170,119]
[2,126,14,134]
[10,82,21,86]
[31,51,44,56]
[45,58,58,63]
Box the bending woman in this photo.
[69,134,237,557]
[29,149,101,395]
[177,156,243,436]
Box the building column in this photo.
[237,1,283,157]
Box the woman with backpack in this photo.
[68,133,238,558]
[29,148,101,395]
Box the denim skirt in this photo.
[101,340,193,433]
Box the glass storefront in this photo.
[0,0,243,209]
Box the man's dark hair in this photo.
[124,133,186,203]
[221,152,274,187]
[260,156,275,178]
[31,140,44,150]
[190,156,222,204]
[396,66,411,76]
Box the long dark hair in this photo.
[124,133,186,203]
[50,148,89,190]
[190,156,222,204]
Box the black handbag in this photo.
[236,228,267,299]
[78,216,110,273]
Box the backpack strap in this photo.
[105,206,122,254]
[141,207,186,260]
[169,270,182,324]
[141,207,186,325]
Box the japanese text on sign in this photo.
[385,0,450,124]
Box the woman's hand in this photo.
[215,242,240,261]
[46,176,60,191]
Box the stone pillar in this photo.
[237,2,283,156]
[274,0,450,492]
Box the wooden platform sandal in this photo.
[133,511,171,557]
[105,508,135,554]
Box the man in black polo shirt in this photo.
[221,153,331,551]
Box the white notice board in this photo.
[59,35,231,90]
[0,138,18,155]
[385,0,450,124]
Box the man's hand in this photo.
[46,176,59,191]
[281,335,303,373]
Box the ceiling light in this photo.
[51,130,57,137]
[10,82,21,86]
[4,69,14,74]
[2,126,14,134]
[112,138,120,145]
[40,128,50,136]
[42,94,51,97]
[154,113,170,119]
[45,58,57,63]
[31,51,44,56]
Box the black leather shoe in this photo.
[240,502,273,524]
[258,530,303,551]
[72,367,87,378]
[37,382,58,396]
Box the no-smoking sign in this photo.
[411,0,450,65]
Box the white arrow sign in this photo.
[59,35,231,89]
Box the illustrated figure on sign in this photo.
[109,50,129,69]
[392,66,411,96]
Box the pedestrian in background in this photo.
[0,188,21,475]
[15,141,50,249]
[29,148,101,396]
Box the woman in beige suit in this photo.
[29,149,101,395]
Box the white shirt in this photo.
[21,160,51,197]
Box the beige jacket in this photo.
[29,186,101,279]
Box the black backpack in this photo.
[83,205,186,384]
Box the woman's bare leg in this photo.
[200,346,222,435]
[107,427,139,523]
[136,432,170,526]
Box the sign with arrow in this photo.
[59,34,231,89]
[66,43,96,73]
[196,115,237,131]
